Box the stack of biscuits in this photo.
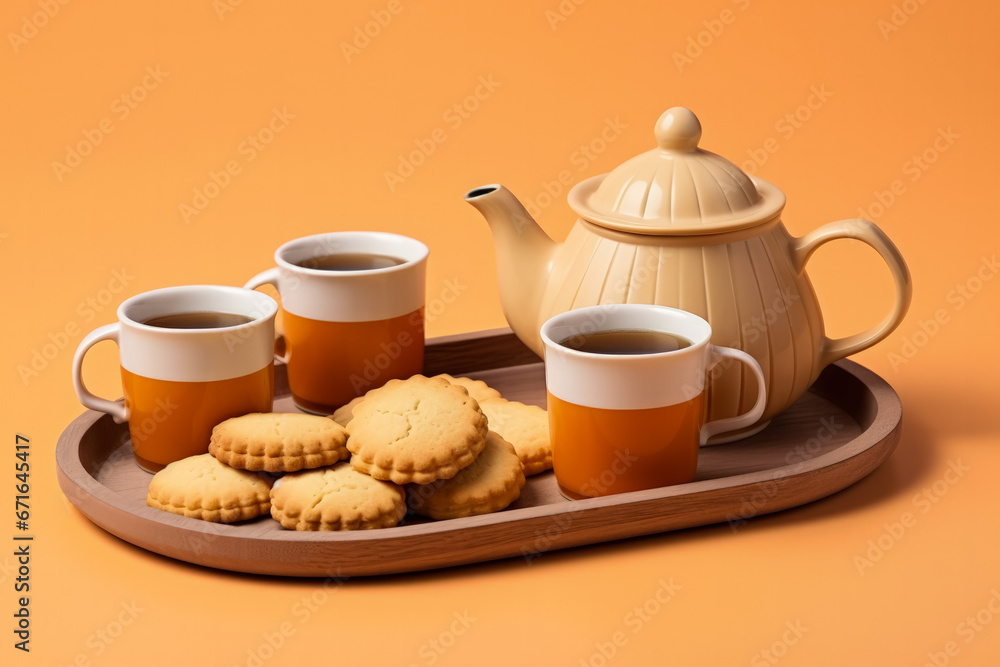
[145,374,552,530]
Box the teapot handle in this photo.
[791,218,912,368]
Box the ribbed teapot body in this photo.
[521,219,825,426]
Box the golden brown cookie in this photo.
[331,396,364,427]
[146,453,271,523]
[478,398,552,476]
[432,373,503,403]
[209,413,349,473]
[346,375,488,484]
[408,431,526,519]
[335,376,500,427]
[270,462,406,531]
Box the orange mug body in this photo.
[122,364,274,471]
[245,232,429,414]
[282,308,424,412]
[547,390,703,499]
[541,304,767,499]
[72,285,279,472]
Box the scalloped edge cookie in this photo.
[346,375,488,484]
[146,453,272,523]
[431,374,503,403]
[331,396,364,427]
[270,463,406,531]
[209,413,349,473]
[407,431,526,520]
[478,398,552,476]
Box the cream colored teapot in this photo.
[465,106,911,439]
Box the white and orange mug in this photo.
[245,231,428,414]
[541,304,767,499]
[72,285,278,472]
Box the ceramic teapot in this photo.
[465,106,911,439]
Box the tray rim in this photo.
[55,327,901,569]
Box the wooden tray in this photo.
[56,328,902,578]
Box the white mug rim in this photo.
[273,231,429,278]
[540,304,712,361]
[117,285,278,335]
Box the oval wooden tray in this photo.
[56,328,901,577]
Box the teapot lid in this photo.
[567,107,785,235]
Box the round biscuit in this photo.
[478,398,552,476]
[270,463,406,530]
[209,413,349,473]
[407,431,526,520]
[146,453,272,523]
[346,375,488,485]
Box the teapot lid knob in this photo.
[655,107,702,151]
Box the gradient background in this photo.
[3,0,999,665]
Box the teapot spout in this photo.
[465,184,555,347]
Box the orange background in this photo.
[3,0,999,664]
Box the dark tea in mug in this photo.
[141,312,255,329]
[559,329,691,355]
[295,253,407,271]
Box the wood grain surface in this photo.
[56,328,902,577]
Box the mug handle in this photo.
[700,345,767,445]
[72,323,129,423]
[244,268,289,364]
[791,218,912,368]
